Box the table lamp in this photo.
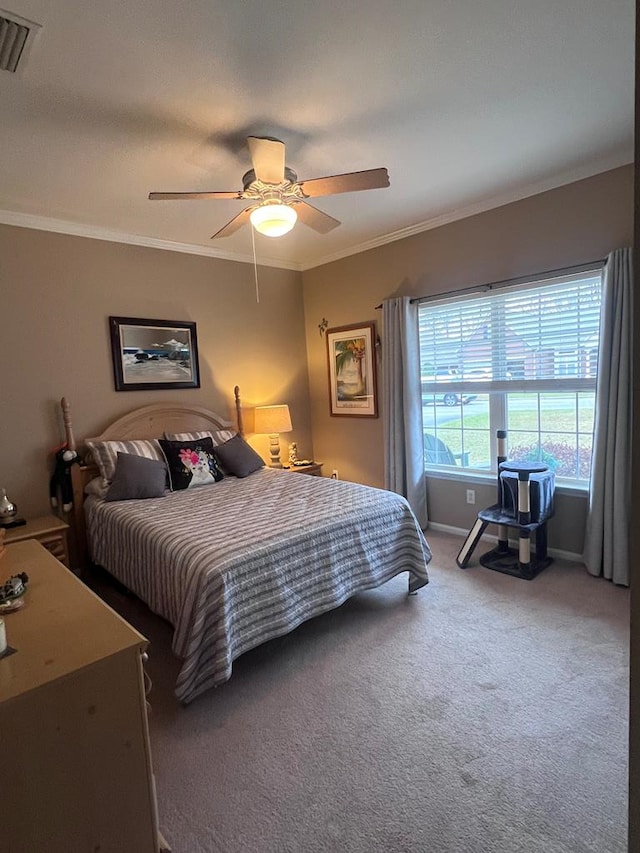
[254,404,293,468]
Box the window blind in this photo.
[418,270,602,395]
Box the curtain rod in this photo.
[374,257,606,309]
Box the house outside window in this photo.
[418,267,603,486]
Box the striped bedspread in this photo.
[85,469,431,703]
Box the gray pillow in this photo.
[212,434,264,478]
[105,452,167,501]
[85,437,164,486]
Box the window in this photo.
[418,268,603,485]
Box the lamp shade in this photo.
[250,203,297,237]
[254,404,293,434]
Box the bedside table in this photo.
[2,515,70,568]
[283,463,323,477]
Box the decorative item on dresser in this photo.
[0,487,25,528]
[59,386,431,704]
[284,442,322,476]
[0,539,169,853]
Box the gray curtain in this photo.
[583,248,633,586]
[382,296,427,528]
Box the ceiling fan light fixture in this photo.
[250,203,297,237]
[150,137,389,239]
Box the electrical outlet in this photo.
[466,489,475,505]
[331,469,339,480]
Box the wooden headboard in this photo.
[62,386,245,572]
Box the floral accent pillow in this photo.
[159,437,224,491]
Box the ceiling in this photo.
[0,0,634,271]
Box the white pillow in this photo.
[164,430,235,446]
[85,438,164,486]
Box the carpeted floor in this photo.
[94,529,629,853]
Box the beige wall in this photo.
[1,165,633,550]
[301,164,634,555]
[0,225,309,517]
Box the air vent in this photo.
[0,9,41,73]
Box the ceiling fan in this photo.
[149,136,390,239]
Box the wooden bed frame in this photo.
[62,386,245,572]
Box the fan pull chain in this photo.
[251,225,260,304]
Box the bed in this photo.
[62,390,431,704]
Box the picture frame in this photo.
[326,322,378,417]
[109,316,200,391]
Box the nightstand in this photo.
[2,515,70,568]
[284,463,323,477]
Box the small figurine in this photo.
[0,572,28,604]
[288,442,298,465]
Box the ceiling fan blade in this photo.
[298,167,389,198]
[247,136,285,184]
[211,206,255,239]
[149,190,242,201]
[295,201,341,234]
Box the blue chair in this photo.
[424,433,469,466]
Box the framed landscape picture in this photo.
[109,316,200,391]
[326,322,378,417]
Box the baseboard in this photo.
[426,521,583,565]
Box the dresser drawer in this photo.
[39,532,69,566]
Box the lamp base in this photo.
[268,433,283,468]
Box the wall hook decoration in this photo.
[318,317,328,336]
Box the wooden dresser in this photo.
[0,540,160,853]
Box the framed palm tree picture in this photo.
[326,322,378,417]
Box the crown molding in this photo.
[300,155,634,271]
[0,154,631,274]
[0,209,303,271]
